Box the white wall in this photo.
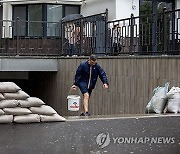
[81,0,139,21]
[116,0,139,20]
[81,0,116,20]
[176,0,180,9]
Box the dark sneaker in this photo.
[84,112,90,116]
[80,112,85,116]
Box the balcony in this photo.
[0,9,179,57]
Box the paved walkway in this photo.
[0,114,179,154]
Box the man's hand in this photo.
[103,83,108,89]
[71,85,77,90]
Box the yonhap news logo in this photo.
[96,132,175,149]
[96,132,111,148]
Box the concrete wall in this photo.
[176,0,180,9]
[116,0,139,20]
[81,0,116,20]
[80,0,139,20]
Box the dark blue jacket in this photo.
[74,61,108,89]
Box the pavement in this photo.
[0,114,179,154]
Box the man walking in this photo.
[71,54,109,116]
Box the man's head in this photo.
[89,54,97,66]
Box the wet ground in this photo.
[0,114,179,154]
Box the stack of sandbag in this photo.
[0,82,66,123]
[145,82,169,114]
[164,87,180,114]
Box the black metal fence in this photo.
[106,8,180,55]
[0,8,179,56]
[0,19,61,56]
[61,10,108,56]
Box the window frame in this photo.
[12,3,80,38]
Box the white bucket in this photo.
[67,95,81,111]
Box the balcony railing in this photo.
[0,19,62,56]
[0,8,179,56]
[107,8,180,55]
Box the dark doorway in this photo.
[0,72,57,107]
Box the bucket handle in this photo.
[68,88,80,96]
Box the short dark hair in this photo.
[89,54,97,61]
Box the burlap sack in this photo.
[14,114,40,123]
[3,107,32,115]
[3,90,30,100]
[0,93,5,100]
[40,114,66,122]
[0,115,13,123]
[18,97,45,107]
[0,82,21,92]
[30,105,57,115]
[0,109,5,115]
[0,100,19,108]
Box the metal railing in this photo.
[0,8,179,56]
[0,19,61,56]
[106,8,180,55]
[61,10,108,56]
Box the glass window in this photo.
[140,0,152,15]
[13,4,80,37]
[13,6,26,36]
[65,5,80,16]
[28,5,42,36]
[140,0,175,14]
[47,5,62,36]
[157,1,174,12]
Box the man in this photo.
[71,54,109,116]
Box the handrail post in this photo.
[130,13,134,54]
[163,7,167,54]
[61,20,65,56]
[105,8,108,55]
[16,17,19,55]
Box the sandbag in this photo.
[3,107,32,115]
[14,114,40,123]
[3,90,30,100]
[18,97,45,107]
[40,114,66,122]
[0,109,5,115]
[145,82,169,114]
[29,105,57,115]
[0,100,19,108]
[0,115,13,123]
[0,82,21,92]
[166,87,180,113]
[0,93,5,100]
[166,87,180,98]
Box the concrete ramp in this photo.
[0,114,179,154]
